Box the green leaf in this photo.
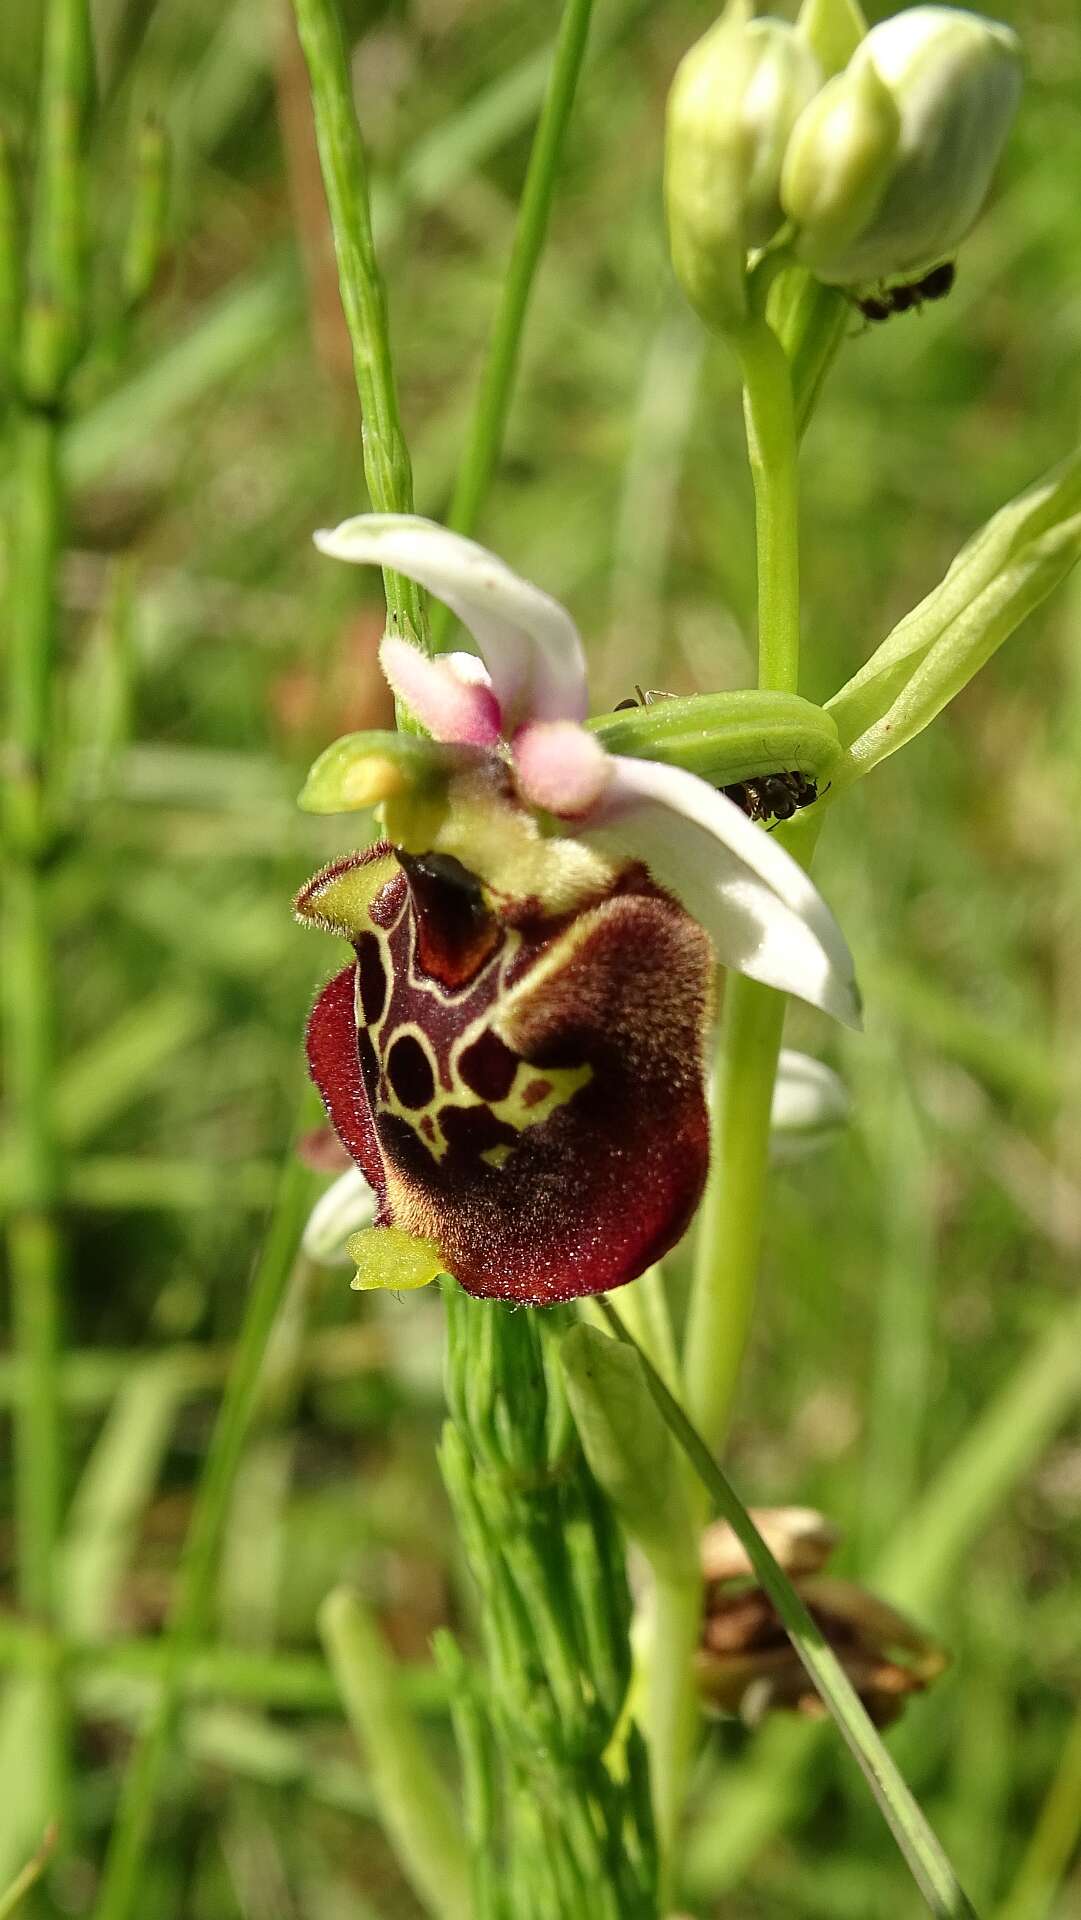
[595,1302,982,1920]
[561,1323,698,1579]
[827,447,1081,784]
[321,1587,471,1920]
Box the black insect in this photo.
[722,770,819,825]
[854,259,956,325]
[614,685,677,710]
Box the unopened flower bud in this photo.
[666,2,822,329]
[782,5,1022,287]
[780,57,900,274]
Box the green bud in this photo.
[560,1324,698,1580]
[781,57,901,275]
[783,5,1022,287]
[591,688,841,790]
[666,3,822,331]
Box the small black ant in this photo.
[722,771,820,825]
[853,260,956,324]
[614,685,676,709]
[612,689,821,826]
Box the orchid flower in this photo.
[295,515,858,1305]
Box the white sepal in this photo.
[314,515,588,731]
[584,754,860,1027]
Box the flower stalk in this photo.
[732,311,802,694]
[430,0,596,651]
[1,0,93,1844]
[291,0,428,650]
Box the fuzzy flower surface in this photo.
[295,516,858,1305]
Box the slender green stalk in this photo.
[660,305,802,1851]
[3,334,68,1854]
[683,1286,1081,1899]
[995,1695,1081,1920]
[645,1571,701,1890]
[291,0,426,647]
[598,1302,981,1920]
[2,0,93,1851]
[732,314,801,693]
[430,0,596,650]
[21,0,91,404]
[683,977,786,1454]
[93,1144,313,1920]
[650,974,784,1852]
[0,126,19,381]
[0,1823,57,1920]
[321,1588,471,1920]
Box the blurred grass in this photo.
[1,0,1081,1914]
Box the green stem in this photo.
[430,0,596,651]
[684,979,785,1456]
[3,409,68,1827]
[657,307,801,1853]
[290,0,427,647]
[646,1571,701,1893]
[92,1145,313,1920]
[732,313,801,693]
[599,1301,981,1920]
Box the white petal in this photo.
[302,1167,378,1267]
[582,755,860,1026]
[314,515,588,730]
[770,1049,850,1161]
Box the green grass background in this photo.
[2,0,1081,1913]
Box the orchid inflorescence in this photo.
[295,517,858,1304]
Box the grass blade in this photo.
[595,1298,981,1920]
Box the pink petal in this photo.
[314,516,588,729]
[581,755,860,1027]
[380,633,502,746]
[513,720,611,819]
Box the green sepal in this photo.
[796,0,867,77]
[591,689,841,789]
[828,446,1081,785]
[560,1323,698,1581]
[766,267,850,439]
[298,728,468,814]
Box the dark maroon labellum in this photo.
[297,842,713,1304]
